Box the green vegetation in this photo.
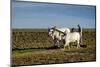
[12,28,96,66]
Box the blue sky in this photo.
[12,1,96,28]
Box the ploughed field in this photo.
[12,29,96,66]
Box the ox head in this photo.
[48,27,54,37]
[48,26,57,36]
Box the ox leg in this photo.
[77,40,80,49]
[53,39,57,47]
[57,40,60,47]
[64,43,70,50]
[56,40,60,47]
[53,38,58,46]
[64,42,67,50]
[68,43,70,50]
[64,45,66,50]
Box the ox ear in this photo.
[53,26,56,29]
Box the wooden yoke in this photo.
[52,27,66,35]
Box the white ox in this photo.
[63,25,82,50]
[64,31,81,50]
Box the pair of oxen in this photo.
[48,25,82,50]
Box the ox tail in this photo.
[77,24,83,45]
